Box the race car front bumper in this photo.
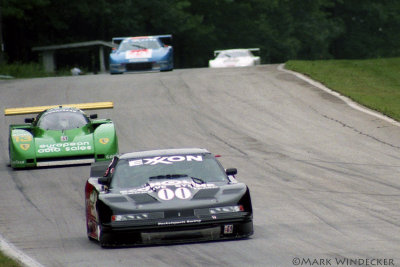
[110,60,171,73]
[100,214,253,246]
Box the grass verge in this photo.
[0,62,71,79]
[285,58,400,122]
[0,250,21,267]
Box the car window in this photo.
[218,51,250,58]
[110,154,227,189]
[37,110,89,130]
[119,38,161,51]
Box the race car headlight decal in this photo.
[209,205,244,214]
[112,213,149,221]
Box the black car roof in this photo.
[119,148,210,159]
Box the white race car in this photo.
[209,48,260,68]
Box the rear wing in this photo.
[112,34,172,45]
[4,101,114,116]
[214,48,260,56]
[111,37,127,45]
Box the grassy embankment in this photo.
[0,58,399,266]
[285,57,400,122]
[0,63,71,79]
[0,252,21,267]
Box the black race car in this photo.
[85,148,253,247]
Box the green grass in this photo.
[0,62,71,79]
[0,251,21,267]
[285,58,400,122]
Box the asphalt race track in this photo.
[0,65,399,267]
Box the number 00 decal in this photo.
[157,188,192,200]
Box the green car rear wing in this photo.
[4,102,114,116]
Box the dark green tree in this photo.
[331,0,400,59]
[1,0,400,67]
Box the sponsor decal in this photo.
[129,155,203,167]
[120,179,218,200]
[224,224,234,234]
[12,160,24,165]
[120,186,151,195]
[20,144,30,150]
[87,190,98,219]
[126,49,152,59]
[148,179,217,190]
[157,219,201,226]
[12,132,31,137]
[13,135,32,142]
[99,138,109,145]
[61,136,68,142]
[37,142,92,153]
[227,175,238,184]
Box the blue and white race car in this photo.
[109,35,173,74]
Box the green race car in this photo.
[5,102,119,169]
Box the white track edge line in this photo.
[0,233,44,267]
[277,63,400,128]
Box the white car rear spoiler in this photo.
[214,48,260,56]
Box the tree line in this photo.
[1,0,400,69]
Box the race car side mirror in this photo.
[25,118,34,123]
[226,168,237,176]
[90,114,98,119]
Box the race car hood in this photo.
[97,179,248,212]
[110,47,171,62]
[34,127,94,158]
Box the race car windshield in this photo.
[119,39,161,51]
[37,110,89,130]
[110,154,227,189]
[218,51,250,58]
